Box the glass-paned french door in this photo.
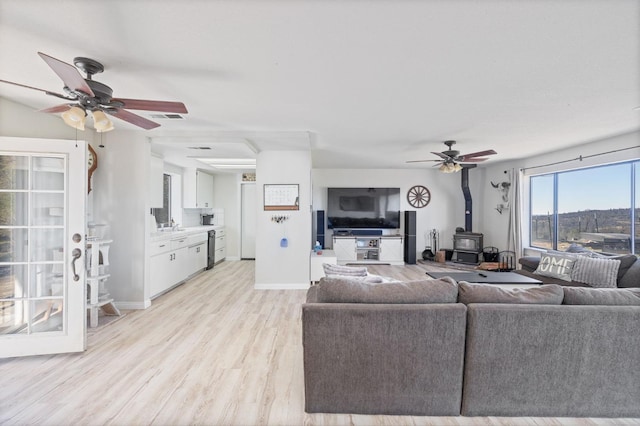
[0,137,86,358]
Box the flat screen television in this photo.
[327,187,400,229]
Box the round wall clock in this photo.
[87,144,98,194]
[407,185,431,208]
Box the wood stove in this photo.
[453,232,483,264]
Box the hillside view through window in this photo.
[530,161,639,255]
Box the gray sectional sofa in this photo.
[302,276,640,418]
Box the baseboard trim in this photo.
[254,283,310,290]
[115,300,151,310]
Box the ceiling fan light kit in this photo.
[439,162,462,173]
[92,110,114,133]
[61,106,86,130]
[407,140,497,173]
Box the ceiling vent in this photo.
[149,113,185,119]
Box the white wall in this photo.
[0,97,87,140]
[255,150,312,288]
[93,131,151,309]
[481,130,640,252]
[312,168,471,255]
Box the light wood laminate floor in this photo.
[1,261,638,426]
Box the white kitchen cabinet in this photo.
[149,246,185,297]
[187,242,207,275]
[183,168,214,208]
[149,155,164,208]
[149,232,208,298]
[214,227,226,264]
[187,232,208,274]
[379,237,404,264]
[183,168,197,208]
[333,236,357,263]
[196,171,214,208]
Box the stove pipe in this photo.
[461,167,472,231]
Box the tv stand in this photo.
[332,234,404,265]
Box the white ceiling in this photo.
[1,1,638,170]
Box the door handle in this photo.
[71,248,82,282]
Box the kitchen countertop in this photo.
[150,225,224,242]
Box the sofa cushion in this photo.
[609,254,638,283]
[306,285,319,303]
[571,256,621,288]
[315,276,458,304]
[322,263,368,277]
[618,258,640,288]
[563,287,640,305]
[518,256,541,273]
[458,282,564,305]
[533,253,575,281]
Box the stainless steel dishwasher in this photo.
[206,230,216,270]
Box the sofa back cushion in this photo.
[458,282,564,305]
[315,276,458,304]
[609,254,638,283]
[618,258,640,288]
[562,286,640,305]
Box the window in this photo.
[152,174,171,226]
[636,165,640,249]
[530,174,555,250]
[529,161,638,255]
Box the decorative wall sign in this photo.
[264,184,299,210]
[407,185,431,208]
[491,181,511,214]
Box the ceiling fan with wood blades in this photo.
[0,52,188,130]
[406,140,497,172]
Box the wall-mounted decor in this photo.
[491,181,511,214]
[264,184,299,211]
[407,185,431,208]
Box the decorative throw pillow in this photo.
[315,276,458,304]
[571,256,621,288]
[533,253,576,281]
[562,287,640,305]
[322,263,368,277]
[457,282,564,305]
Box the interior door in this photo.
[241,183,256,259]
[0,137,87,358]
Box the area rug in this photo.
[417,259,478,272]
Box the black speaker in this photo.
[316,210,325,248]
[403,211,416,264]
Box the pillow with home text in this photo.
[533,253,575,281]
